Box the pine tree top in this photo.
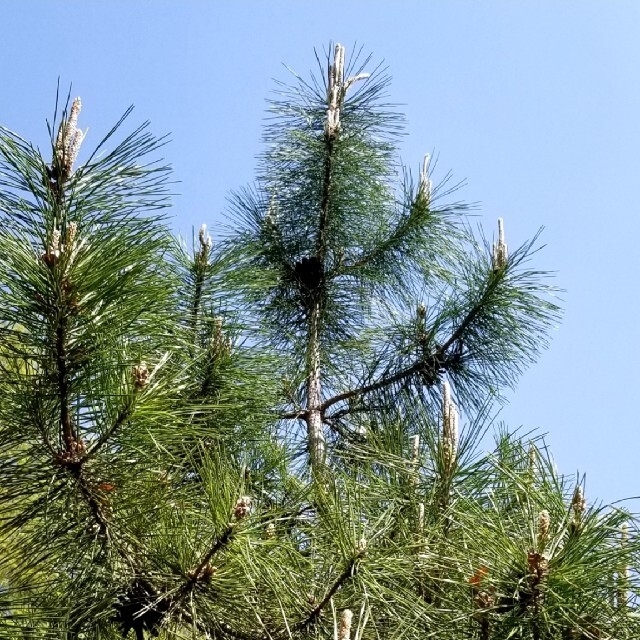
[0,44,635,640]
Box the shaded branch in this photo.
[70,466,110,537]
[319,268,506,415]
[86,403,133,460]
[341,193,430,274]
[279,408,308,420]
[293,555,360,631]
[185,525,235,587]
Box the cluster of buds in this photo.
[325,44,370,138]
[417,154,432,205]
[42,223,79,267]
[491,218,508,271]
[527,550,550,584]
[210,317,232,360]
[196,223,212,267]
[355,536,367,556]
[67,221,78,245]
[571,486,586,527]
[441,381,459,472]
[338,609,353,640]
[537,509,551,549]
[42,228,62,266]
[264,522,276,540]
[54,437,87,469]
[233,495,252,520]
[186,562,217,584]
[51,97,86,186]
[133,362,149,391]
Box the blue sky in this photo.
[2,2,639,506]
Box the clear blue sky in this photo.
[2,2,639,506]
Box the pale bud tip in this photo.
[339,609,353,640]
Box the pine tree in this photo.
[0,45,637,640]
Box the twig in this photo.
[293,556,359,631]
[86,403,132,459]
[317,270,506,415]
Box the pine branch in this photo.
[86,403,133,460]
[293,555,360,631]
[318,339,455,416]
[184,524,234,589]
[75,470,110,537]
[436,265,506,357]
[3,47,634,640]
[55,314,74,451]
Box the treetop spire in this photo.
[325,43,370,138]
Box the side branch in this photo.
[185,525,235,586]
[320,360,426,414]
[436,270,503,356]
[293,555,359,631]
[87,404,132,459]
[319,271,505,415]
[281,356,444,420]
[69,466,110,537]
[197,551,362,640]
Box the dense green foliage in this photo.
[0,46,636,640]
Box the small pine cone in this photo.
[234,496,252,520]
[474,590,495,610]
[133,362,149,390]
[527,551,550,580]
